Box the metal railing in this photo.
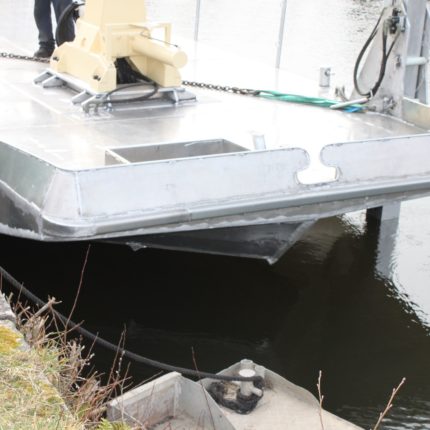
[194,0,202,41]
[193,0,288,68]
[276,0,288,68]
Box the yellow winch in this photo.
[50,0,188,93]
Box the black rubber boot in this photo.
[33,46,54,58]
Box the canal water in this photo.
[2,0,430,428]
[2,205,430,429]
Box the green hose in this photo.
[183,81,366,112]
[255,90,364,112]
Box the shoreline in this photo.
[0,292,129,430]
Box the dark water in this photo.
[2,208,430,429]
[2,0,430,428]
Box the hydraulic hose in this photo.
[0,264,261,383]
[353,7,401,98]
[255,90,364,112]
[56,1,85,46]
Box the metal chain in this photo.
[0,52,258,95]
[182,80,259,96]
[0,51,49,63]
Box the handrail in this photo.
[192,0,288,68]
[276,0,288,68]
[194,0,201,41]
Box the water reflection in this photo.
[1,209,430,429]
[271,216,430,428]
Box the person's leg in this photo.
[34,0,55,56]
[52,0,75,44]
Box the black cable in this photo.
[370,22,389,97]
[353,9,384,95]
[89,59,160,110]
[353,7,400,98]
[109,58,159,102]
[85,81,160,112]
[55,1,84,46]
[104,81,159,104]
[369,24,400,98]
[0,264,261,383]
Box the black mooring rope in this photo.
[0,264,261,383]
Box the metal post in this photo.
[194,0,201,41]
[276,0,288,68]
[403,0,428,100]
[366,203,401,278]
[417,5,430,104]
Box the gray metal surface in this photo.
[403,0,429,102]
[114,221,315,264]
[34,69,197,113]
[108,365,362,430]
[353,0,429,118]
[1,23,430,262]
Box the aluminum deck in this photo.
[1,9,430,262]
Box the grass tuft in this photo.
[0,295,131,430]
[0,325,21,354]
[0,347,82,430]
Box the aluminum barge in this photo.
[1,0,430,263]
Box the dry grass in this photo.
[372,377,406,430]
[0,325,21,353]
[316,370,325,430]
[0,325,82,430]
[0,296,131,430]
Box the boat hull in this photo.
[109,221,315,263]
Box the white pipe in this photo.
[406,56,428,66]
[238,369,257,397]
[330,97,369,110]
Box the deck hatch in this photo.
[105,139,248,165]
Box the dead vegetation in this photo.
[0,293,132,430]
[316,370,406,430]
[372,377,406,430]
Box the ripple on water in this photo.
[338,398,430,430]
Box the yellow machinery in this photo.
[50,0,188,93]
